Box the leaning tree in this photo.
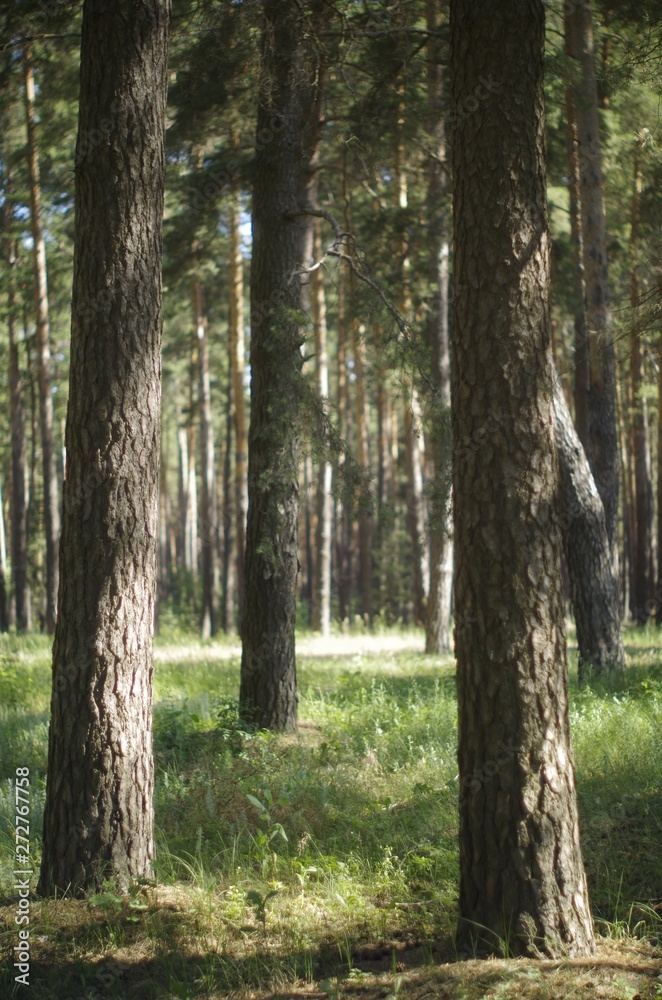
[38,0,170,895]
[450,0,595,957]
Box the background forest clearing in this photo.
[1,626,660,999]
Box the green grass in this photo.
[0,627,661,999]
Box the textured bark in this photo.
[23,49,60,633]
[240,0,323,730]
[195,279,220,638]
[38,0,169,896]
[629,139,653,621]
[7,236,30,632]
[425,0,453,653]
[565,1,620,570]
[352,320,374,623]
[451,0,594,957]
[553,371,626,679]
[229,184,248,623]
[311,222,333,635]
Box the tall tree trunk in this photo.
[629,136,653,621]
[221,371,236,633]
[229,183,248,622]
[565,1,620,575]
[404,395,429,623]
[564,90,590,454]
[396,129,429,625]
[195,279,219,638]
[23,48,60,633]
[240,0,325,730]
[335,262,352,622]
[425,0,453,653]
[352,319,374,623]
[451,0,594,957]
[7,235,30,632]
[553,370,626,678]
[38,0,169,896]
[311,222,333,634]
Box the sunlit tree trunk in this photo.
[23,47,60,633]
[451,0,594,956]
[553,370,625,679]
[38,0,169,895]
[425,0,453,653]
[395,127,429,625]
[335,262,352,622]
[229,183,248,622]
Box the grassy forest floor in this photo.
[0,624,661,999]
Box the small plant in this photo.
[246,887,279,931]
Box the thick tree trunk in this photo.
[425,0,453,653]
[38,0,169,896]
[195,279,219,638]
[451,0,594,957]
[23,48,60,633]
[7,236,30,632]
[657,282,662,626]
[553,371,626,679]
[565,1,620,572]
[229,184,248,622]
[240,0,324,730]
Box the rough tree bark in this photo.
[23,47,60,633]
[451,0,595,957]
[38,0,169,895]
[240,0,323,730]
[425,0,453,653]
[553,370,626,679]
